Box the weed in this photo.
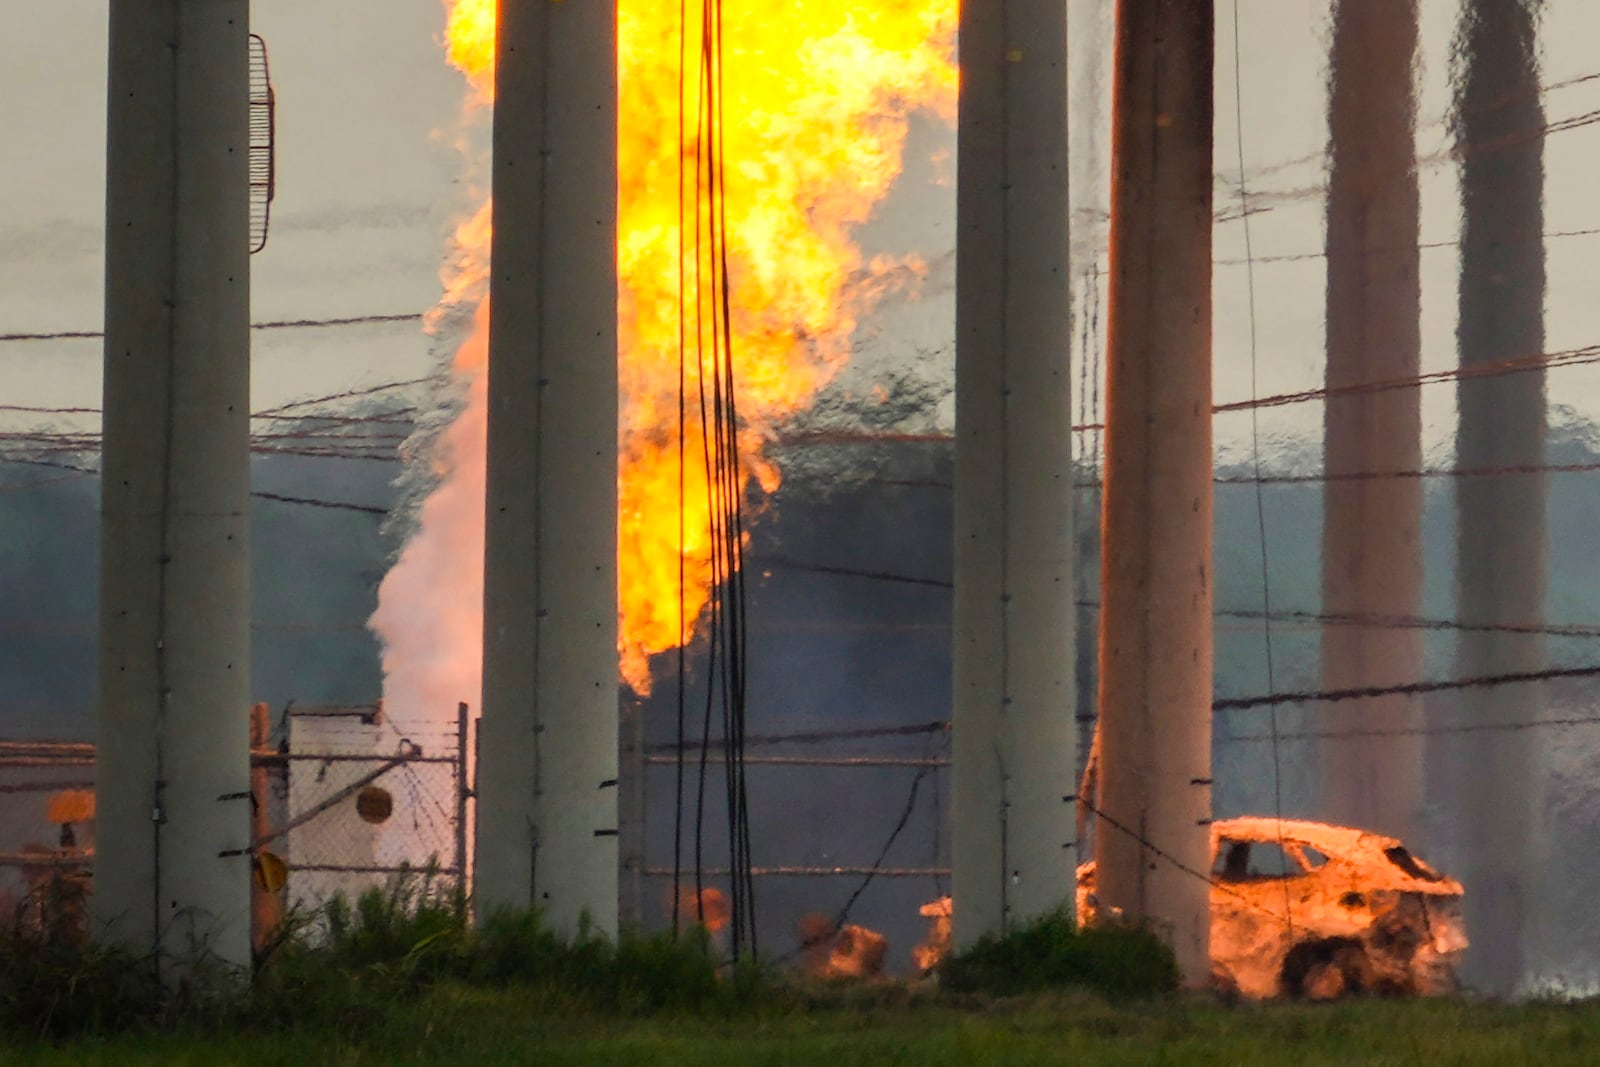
[939,908,1180,1000]
[0,877,163,1040]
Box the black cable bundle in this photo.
[669,0,758,961]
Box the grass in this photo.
[5,877,1599,1064]
[12,988,1600,1065]
[939,907,1181,999]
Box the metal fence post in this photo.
[456,702,470,897]
[250,701,287,955]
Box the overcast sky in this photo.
[6,1,1600,460]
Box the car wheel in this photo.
[1281,939,1372,1000]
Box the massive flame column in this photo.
[1319,0,1425,842]
[94,0,253,971]
[1448,0,1547,995]
[474,0,619,932]
[1095,0,1214,987]
[950,0,1075,948]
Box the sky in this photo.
[8,1,1600,459]
[1,0,458,421]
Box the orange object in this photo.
[46,789,94,826]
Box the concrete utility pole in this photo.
[94,0,253,974]
[1449,0,1547,996]
[1319,0,1425,842]
[1095,0,1215,987]
[474,0,620,934]
[950,0,1075,950]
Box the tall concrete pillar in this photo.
[1449,0,1547,995]
[474,0,619,934]
[95,0,253,973]
[950,0,1075,950]
[1319,0,1425,842]
[1095,0,1214,987]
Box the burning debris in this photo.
[672,885,732,934]
[797,914,889,980]
[911,896,951,976]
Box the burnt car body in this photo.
[1075,817,1468,999]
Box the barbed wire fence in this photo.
[0,702,470,938]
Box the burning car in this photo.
[1075,817,1468,999]
[917,819,1466,998]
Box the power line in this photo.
[1224,712,1600,744]
[251,491,386,515]
[1212,663,1600,712]
[1230,0,1293,937]
[0,454,388,515]
[0,312,423,346]
[13,333,1599,448]
[753,561,1600,643]
[1216,225,1600,268]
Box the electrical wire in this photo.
[672,0,756,959]
[0,312,422,345]
[1230,0,1292,939]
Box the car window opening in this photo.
[1383,845,1443,882]
[1296,845,1329,869]
[1214,839,1302,882]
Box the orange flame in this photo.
[911,895,952,974]
[672,885,731,934]
[383,1,957,702]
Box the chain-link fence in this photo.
[270,702,469,913]
[0,741,94,934]
[0,702,469,938]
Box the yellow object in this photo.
[253,850,288,893]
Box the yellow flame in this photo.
[437,1,957,693]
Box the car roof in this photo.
[1213,816,1400,859]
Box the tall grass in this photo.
[0,868,770,1040]
[939,908,1181,1000]
[0,875,165,1039]
[0,874,1177,1043]
[253,872,759,1027]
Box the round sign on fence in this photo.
[254,850,288,893]
[356,785,394,825]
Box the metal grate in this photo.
[248,33,275,254]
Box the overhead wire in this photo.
[674,0,756,959]
[0,312,422,345]
[1229,0,1292,938]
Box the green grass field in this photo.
[10,987,1600,1066]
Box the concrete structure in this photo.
[474,0,620,933]
[94,0,253,974]
[1319,0,1425,842]
[1449,0,1548,995]
[1094,0,1215,987]
[949,0,1075,949]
